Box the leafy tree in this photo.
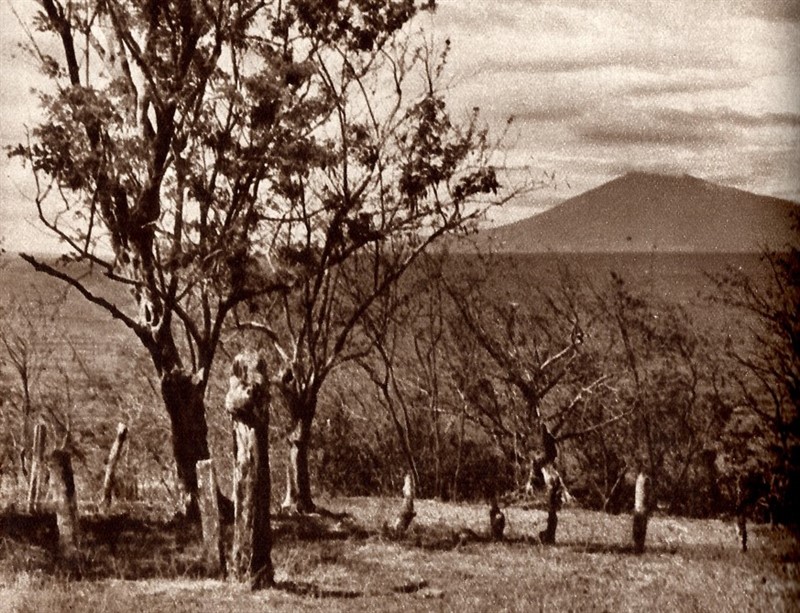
[11,0,516,516]
[234,12,513,512]
[10,0,420,514]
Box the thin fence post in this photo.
[100,422,128,507]
[632,473,651,554]
[197,459,225,576]
[26,423,47,513]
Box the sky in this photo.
[1,0,799,251]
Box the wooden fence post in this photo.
[390,474,416,535]
[226,350,272,590]
[632,472,651,553]
[735,475,748,552]
[197,459,225,575]
[489,496,506,541]
[49,449,80,560]
[26,423,47,513]
[100,423,128,508]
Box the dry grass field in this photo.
[1,497,797,612]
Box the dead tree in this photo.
[226,350,273,589]
[100,423,128,508]
[446,280,616,547]
[632,472,651,553]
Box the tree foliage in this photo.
[11,0,509,513]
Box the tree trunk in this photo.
[162,371,211,520]
[539,467,563,545]
[282,405,316,514]
[226,350,273,589]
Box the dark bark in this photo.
[539,468,562,545]
[162,371,211,519]
[489,497,505,541]
[49,449,80,565]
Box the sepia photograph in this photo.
[0,1,798,610]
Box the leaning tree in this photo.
[233,10,517,512]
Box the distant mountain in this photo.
[472,172,798,253]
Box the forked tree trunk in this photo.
[226,350,273,589]
[162,371,211,519]
[283,408,316,514]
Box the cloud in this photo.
[739,0,800,23]
[711,108,800,129]
[509,105,584,124]
[576,105,800,149]
[627,75,751,97]
[577,107,727,147]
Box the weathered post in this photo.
[26,423,47,513]
[100,422,128,508]
[390,473,415,535]
[196,459,225,576]
[49,449,80,560]
[489,495,506,541]
[632,472,651,553]
[226,350,273,590]
[539,467,563,545]
[735,474,748,552]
